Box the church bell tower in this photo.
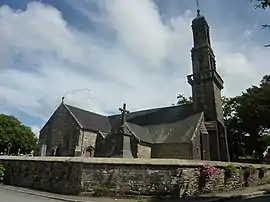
[187,9,230,161]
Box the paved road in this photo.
[0,189,62,202]
[1,187,270,202]
[227,195,270,202]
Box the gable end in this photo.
[40,103,81,133]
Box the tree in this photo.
[0,114,38,155]
[222,96,246,160]
[250,0,270,47]
[250,0,270,9]
[175,94,192,105]
[261,75,270,86]
[234,75,270,159]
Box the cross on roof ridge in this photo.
[119,103,130,126]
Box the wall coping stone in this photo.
[0,156,269,168]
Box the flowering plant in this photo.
[0,164,4,183]
[200,165,216,180]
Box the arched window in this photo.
[84,145,95,157]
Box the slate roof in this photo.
[145,112,203,143]
[63,103,203,144]
[124,104,194,126]
[64,104,111,132]
[108,103,194,126]
[126,122,154,143]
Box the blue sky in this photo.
[0,0,269,136]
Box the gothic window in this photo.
[77,132,82,146]
[64,134,72,149]
[198,58,203,72]
[194,32,199,44]
[197,146,200,155]
[199,59,203,66]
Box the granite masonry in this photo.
[0,156,270,198]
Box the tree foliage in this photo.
[176,94,192,105]
[236,75,270,159]
[250,0,270,9]
[0,114,38,154]
[250,0,270,47]
[222,96,246,160]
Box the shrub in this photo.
[93,185,114,197]
[243,165,256,186]
[258,166,268,179]
[245,165,256,175]
[224,164,237,178]
[198,165,216,192]
[0,164,4,183]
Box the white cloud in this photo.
[101,0,171,65]
[0,1,268,129]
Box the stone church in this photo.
[38,10,230,162]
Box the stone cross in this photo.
[61,96,65,104]
[119,103,130,126]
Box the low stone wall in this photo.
[0,156,270,198]
[0,157,82,195]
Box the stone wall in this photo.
[0,157,82,195]
[39,104,81,156]
[1,156,270,198]
[151,143,192,159]
[82,130,97,152]
[137,143,151,158]
[75,130,98,156]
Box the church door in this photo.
[85,146,94,157]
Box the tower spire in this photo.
[188,5,230,162]
[196,0,200,17]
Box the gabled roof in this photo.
[126,122,154,143]
[124,112,203,144]
[146,112,203,143]
[62,103,201,144]
[108,103,194,126]
[64,104,110,132]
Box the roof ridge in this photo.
[63,104,83,128]
[125,122,155,144]
[64,104,108,117]
[108,103,193,117]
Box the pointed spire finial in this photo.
[61,96,65,104]
[196,0,200,17]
